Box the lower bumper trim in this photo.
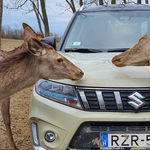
[32,146,46,150]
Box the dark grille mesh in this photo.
[77,88,150,112]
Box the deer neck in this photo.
[0,51,40,100]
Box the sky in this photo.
[2,0,75,35]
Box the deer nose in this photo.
[112,56,123,66]
[80,71,84,76]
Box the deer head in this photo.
[24,27,84,81]
[22,22,44,40]
[112,35,150,67]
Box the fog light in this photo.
[45,132,57,142]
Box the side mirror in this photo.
[41,36,56,50]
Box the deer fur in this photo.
[0,23,43,150]
[0,23,84,150]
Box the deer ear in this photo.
[22,23,29,29]
[22,23,36,34]
[28,38,46,56]
[23,27,37,44]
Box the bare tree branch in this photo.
[4,0,50,37]
[32,2,44,36]
[30,0,43,22]
[66,0,76,13]
[40,0,49,36]
[4,0,28,9]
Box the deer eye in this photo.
[57,58,63,63]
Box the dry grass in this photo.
[1,38,24,51]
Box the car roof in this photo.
[79,4,150,12]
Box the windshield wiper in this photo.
[65,48,101,53]
[64,48,129,53]
[107,48,129,53]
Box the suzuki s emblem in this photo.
[128,92,146,109]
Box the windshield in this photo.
[63,10,150,52]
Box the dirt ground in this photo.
[0,39,32,150]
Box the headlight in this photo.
[35,79,82,109]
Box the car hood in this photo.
[50,52,150,87]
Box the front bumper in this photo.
[29,87,150,150]
[32,146,46,150]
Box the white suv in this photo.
[29,4,150,150]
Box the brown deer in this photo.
[0,23,44,150]
[0,25,84,150]
[112,34,150,67]
[22,22,44,40]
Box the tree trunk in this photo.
[0,0,3,47]
[123,0,127,4]
[80,0,83,6]
[66,0,76,13]
[99,0,103,5]
[33,3,44,36]
[111,0,116,4]
[40,0,49,37]
[145,0,148,4]
[137,0,141,3]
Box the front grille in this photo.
[76,88,150,112]
[68,122,150,150]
